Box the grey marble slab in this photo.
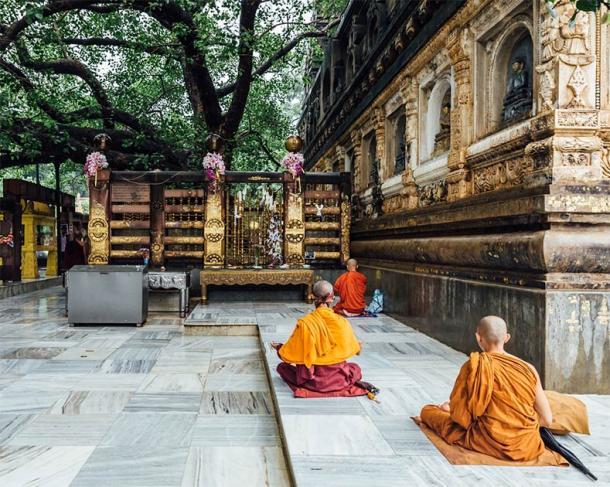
[99,359,156,374]
[200,391,273,415]
[0,414,37,444]
[0,347,66,359]
[53,347,115,361]
[100,412,196,447]
[0,445,95,487]
[137,373,205,394]
[181,446,290,487]
[8,414,117,446]
[107,347,163,361]
[191,415,279,446]
[47,391,132,415]
[73,373,148,391]
[204,373,269,392]
[0,390,64,414]
[70,446,189,487]
[281,414,394,456]
[124,392,201,413]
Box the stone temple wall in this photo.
[300,0,610,393]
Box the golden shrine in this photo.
[87,138,351,300]
[21,201,58,279]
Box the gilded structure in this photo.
[299,0,610,393]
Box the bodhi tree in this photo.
[0,0,344,172]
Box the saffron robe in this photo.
[277,306,363,394]
[333,270,367,315]
[421,352,550,462]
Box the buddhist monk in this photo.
[333,258,367,316]
[272,280,374,397]
[420,316,554,462]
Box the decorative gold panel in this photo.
[284,193,304,267]
[88,202,109,265]
[204,191,225,268]
[340,195,351,264]
[200,268,314,303]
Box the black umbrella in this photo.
[540,427,597,481]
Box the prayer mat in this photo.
[412,417,568,467]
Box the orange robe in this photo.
[420,352,547,462]
[333,270,367,315]
[278,306,361,368]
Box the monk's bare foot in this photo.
[270,341,281,350]
[439,401,450,412]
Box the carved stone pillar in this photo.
[446,27,473,202]
[530,1,602,184]
[335,145,346,172]
[350,130,363,192]
[372,106,386,180]
[88,169,110,264]
[399,76,418,172]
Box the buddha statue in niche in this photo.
[432,91,451,156]
[501,57,532,125]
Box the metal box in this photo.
[66,265,148,326]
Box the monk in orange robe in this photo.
[333,258,367,316]
[272,280,375,397]
[420,316,555,462]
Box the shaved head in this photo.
[346,258,358,270]
[313,280,333,298]
[477,316,508,345]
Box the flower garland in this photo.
[83,152,108,185]
[281,152,304,178]
[266,212,283,267]
[202,152,226,183]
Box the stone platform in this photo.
[0,287,609,486]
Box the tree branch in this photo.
[61,37,181,58]
[16,40,115,129]
[216,18,339,98]
[222,0,262,136]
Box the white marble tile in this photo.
[73,373,147,391]
[281,415,393,456]
[0,390,64,414]
[0,445,95,487]
[191,415,279,446]
[181,446,290,487]
[137,373,205,394]
[70,446,189,487]
[204,373,269,392]
[101,412,196,447]
[53,347,115,361]
[8,414,117,446]
[46,391,132,415]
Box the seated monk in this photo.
[333,258,367,316]
[420,316,554,462]
[272,280,373,396]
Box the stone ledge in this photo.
[0,276,62,300]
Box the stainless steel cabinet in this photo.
[66,265,148,326]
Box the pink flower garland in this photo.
[202,152,225,181]
[282,152,304,178]
[83,152,108,178]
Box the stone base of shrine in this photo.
[0,275,62,299]
[360,261,610,394]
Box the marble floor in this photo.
[0,288,289,487]
[0,289,609,486]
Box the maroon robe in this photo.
[276,360,368,398]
